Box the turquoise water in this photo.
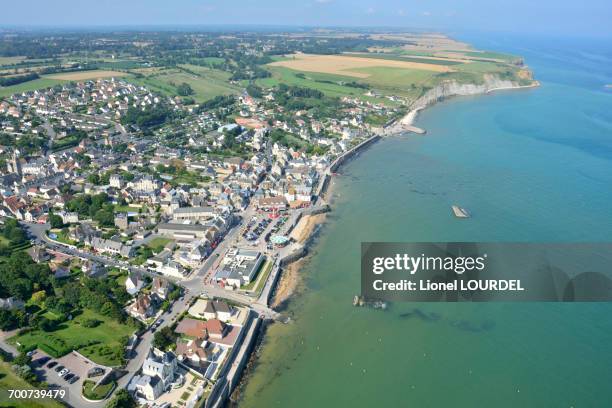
[239,35,612,407]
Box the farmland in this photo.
[262,60,435,101]
[263,48,528,102]
[0,78,66,97]
[268,53,454,78]
[128,64,240,102]
[0,56,26,65]
[44,70,127,81]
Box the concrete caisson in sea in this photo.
[452,205,471,218]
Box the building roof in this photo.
[175,318,226,339]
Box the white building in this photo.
[131,349,178,401]
[125,272,144,295]
[109,174,124,188]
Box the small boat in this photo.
[452,205,470,218]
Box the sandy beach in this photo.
[272,213,327,308]
[290,213,326,243]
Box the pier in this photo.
[405,125,426,134]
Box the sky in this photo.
[1,0,611,38]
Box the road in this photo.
[24,212,281,318]
[18,205,287,406]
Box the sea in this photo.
[238,33,612,407]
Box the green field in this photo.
[258,66,401,105]
[262,48,527,104]
[9,309,136,367]
[0,56,26,65]
[261,62,450,102]
[128,64,240,102]
[258,66,361,97]
[0,362,64,408]
[192,57,225,66]
[0,78,67,97]
[349,66,436,96]
[146,237,173,253]
[460,50,518,62]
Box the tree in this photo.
[0,309,20,331]
[49,213,64,229]
[105,389,136,408]
[2,218,26,244]
[176,83,194,96]
[13,353,32,367]
[94,209,115,228]
[152,326,177,350]
[30,290,46,306]
[87,173,100,185]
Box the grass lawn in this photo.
[114,205,141,213]
[0,362,64,408]
[146,237,173,253]
[9,309,137,367]
[0,78,67,97]
[169,170,211,186]
[82,380,115,400]
[48,229,77,246]
[242,259,272,293]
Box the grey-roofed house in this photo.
[90,237,134,257]
[214,248,264,289]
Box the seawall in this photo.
[206,312,262,408]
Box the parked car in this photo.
[64,373,74,381]
[54,365,64,372]
[58,368,69,377]
[47,361,57,369]
[36,357,50,366]
[69,376,79,384]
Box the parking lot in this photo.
[31,350,110,406]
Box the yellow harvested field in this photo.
[269,54,453,78]
[44,70,127,80]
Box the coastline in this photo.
[485,80,541,94]
[236,75,541,406]
[389,78,540,133]
[273,77,541,299]
[272,212,327,309]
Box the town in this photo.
[0,72,392,407]
[0,28,534,408]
